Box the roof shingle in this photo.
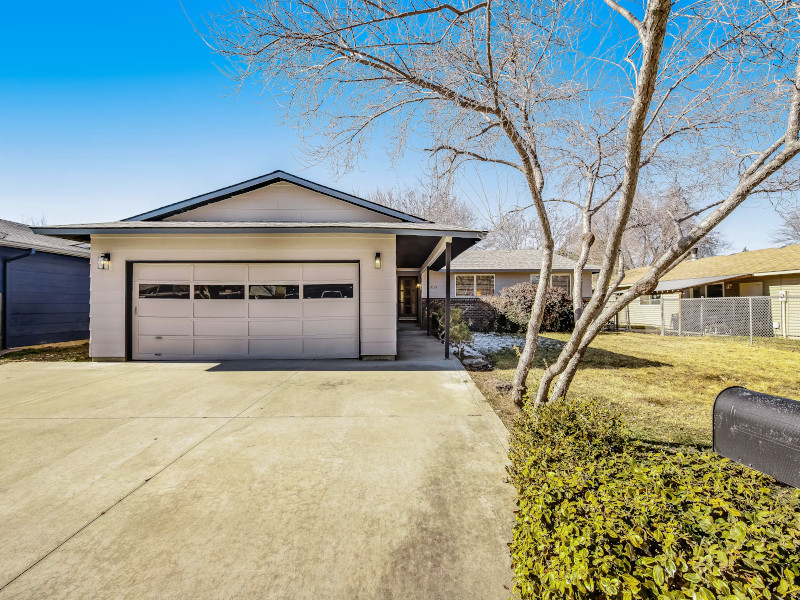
[620,244,800,287]
[0,219,90,258]
[446,249,599,272]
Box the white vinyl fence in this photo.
[616,294,800,344]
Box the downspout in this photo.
[1,248,35,350]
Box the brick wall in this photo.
[421,298,497,331]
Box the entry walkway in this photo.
[0,325,513,599]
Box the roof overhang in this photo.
[32,222,485,243]
[0,239,89,259]
[620,273,754,293]
[123,170,427,224]
[441,267,591,273]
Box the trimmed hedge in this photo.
[486,282,574,332]
[508,399,800,600]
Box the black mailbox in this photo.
[713,386,800,488]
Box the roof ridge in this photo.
[123,171,428,224]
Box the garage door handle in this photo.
[155,336,163,340]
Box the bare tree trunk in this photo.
[572,170,597,321]
[511,243,554,407]
[533,0,673,406]
[572,221,594,320]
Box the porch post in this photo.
[445,241,451,359]
[426,266,431,336]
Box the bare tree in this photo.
[481,206,578,251]
[367,180,477,227]
[772,199,800,245]
[20,214,48,227]
[586,186,732,269]
[205,0,800,407]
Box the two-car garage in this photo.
[132,262,359,360]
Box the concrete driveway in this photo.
[0,327,513,599]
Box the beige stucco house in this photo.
[424,249,597,301]
[35,171,484,361]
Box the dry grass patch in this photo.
[470,332,800,448]
[0,342,90,363]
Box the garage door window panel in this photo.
[139,284,190,299]
[194,284,246,300]
[249,284,300,300]
[303,283,354,299]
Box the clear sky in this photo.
[0,1,781,250]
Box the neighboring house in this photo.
[418,249,599,328]
[617,244,800,336]
[0,219,90,350]
[34,171,483,361]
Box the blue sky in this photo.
[0,1,780,250]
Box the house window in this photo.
[138,284,190,299]
[194,284,246,300]
[455,275,475,297]
[475,275,495,297]
[531,273,571,296]
[249,284,300,300]
[303,283,354,299]
[639,293,662,306]
[455,274,495,297]
[551,274,571,296]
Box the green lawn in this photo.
[470,333,800,448]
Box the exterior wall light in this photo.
[374,252,382,269]
[98,253,111,270]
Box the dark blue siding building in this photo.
[0,220,90,350]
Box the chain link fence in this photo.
[616,294,800,343]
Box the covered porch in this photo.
[396,234,480,359]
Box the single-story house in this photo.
[34,171,484,361]
[418,249,599,327]
[0,219,90,350]
[616,245,800,337]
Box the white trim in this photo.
[752,269,800,277]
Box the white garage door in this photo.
[132,263,359,360]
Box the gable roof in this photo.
[620,244,800,288]
[124,170,427,223]
[444,249,600,272]
[0,219,90,258]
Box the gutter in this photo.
[1,249,35,350]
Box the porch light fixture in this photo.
[97,253,111,270]
[374,252,382,269]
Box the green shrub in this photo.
[429,303,473,356]
[508,399,800,600]
[487,282,574,332]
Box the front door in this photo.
[397,276,418,320]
